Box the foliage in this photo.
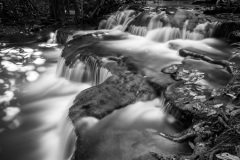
[3,0,49,24]
[2,0,132,27]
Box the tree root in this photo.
[156,131,198,143]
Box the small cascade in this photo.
[52,30,58,43]
[148,19,163,31]
[185,31,205,40]
[146,21,218,42]
[101,10,136,31]
[47,30,58,44]
[182,21,205,41]
[181,20,188,39]
[96,9,224,42]
[147,12,169,30]
[128,25,148,36]
[49,29,77,45]
[57,57,112,86]
[127,11,169,37]
[146,27,181,42]
[183,22,219,40]
[209,21,219,37]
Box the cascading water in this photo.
[99,10,136,31]
[3,4,235,160]
[50,8,221,49]
[146,27,181,42]
[147,13,166,30]
[57,56,112,85]
[128,25,148,36]
[96,8,220,42]
[145,16,218,42]
[59,30,234,159]
[145,21,215,42]
[48,30,58,44]
[73,98,191,160]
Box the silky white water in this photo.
[1,5,235,160]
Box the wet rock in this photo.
[228,30,240,42]
[161,64,181,74]
[53,28,78,44]
[165,81,232,118]
[162,48,236,121]
[212,22,240,42]
[69,73,155,123]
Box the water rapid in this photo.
[53,7,235,160]
[1,4,238,160]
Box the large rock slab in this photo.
[70,73,156,122]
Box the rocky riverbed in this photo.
[51,4,240,159]
[1,3,240,160]
[57,27,240,159]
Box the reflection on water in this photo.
[0,41,91,160]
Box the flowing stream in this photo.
[0,4,238,160]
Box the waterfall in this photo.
[146,21,219,42]
[49,8,224,46]
[128,25,148,36]
[49,9,222,45]
[47,30,58,44]
[100,10,136,31]
[51,7,237,160]
[148,16,163,31]
[147,12,169,30]
[57,57,112,86]
[146,27,181,42]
